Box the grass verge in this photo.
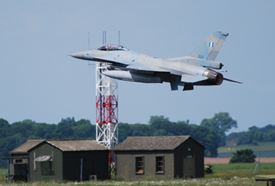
[0,163,274,185]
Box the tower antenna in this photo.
[105,31,107,44]
[118,31,120,45]
[88,32,90,50]
[102,31,107,44]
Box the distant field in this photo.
[218,142,275,157]
[218,150,275,158]
[205,162,275,180]
[205,157,275,164]
[211,162,275,172]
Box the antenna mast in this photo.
[95,31,118,149]
[88,32,90,50]
[118,31,120,45]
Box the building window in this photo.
[15,159,22,164]
[135,157,144,174]
[156,156,164,174]
[185,155,193,158]
[41,161,54,176]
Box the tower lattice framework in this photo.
[95,61,118,149]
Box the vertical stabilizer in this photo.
[190,31,229,61]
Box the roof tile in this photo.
[113,136,191,151]
[10,139,108,154]
[10,140,45,154]
[47,139,108,151]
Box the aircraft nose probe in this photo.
[70,51,86,59]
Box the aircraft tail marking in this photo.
[190,31,229,61]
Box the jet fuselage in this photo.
[71,31,241,91]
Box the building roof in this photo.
[10,139,108,154]
[10,140,44,154]
[46,139,108,151]
[114,135,203,151]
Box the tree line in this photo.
[227,124,275,146]
[1,113,274,168]
[0,112,240,167]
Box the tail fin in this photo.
[190,31,229,61]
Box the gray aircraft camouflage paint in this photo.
[71,31,241,91]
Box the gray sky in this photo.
[1,1,274,133]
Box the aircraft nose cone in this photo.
[70,51,86,59]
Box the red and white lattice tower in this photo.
[95,61,118,149]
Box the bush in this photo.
[229,149,256,163]
[204,164,213,174]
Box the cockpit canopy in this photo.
[97,44,129,51]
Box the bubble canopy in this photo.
[97,44,129,51]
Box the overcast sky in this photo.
[1,1,274,133]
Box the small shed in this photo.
[3,139,44,182]
[8,139,109,181]
[114,136,205,179]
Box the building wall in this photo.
[9,154,29,181]
[29,143,63,181]
[115,151,174,180]
[10,154,29,164]
[174,138,205,178]
[62,150,109,181]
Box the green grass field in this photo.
[210,162,275,173]
[205,162,275,181]
[218,142,275,157]
[0,169,6,183]
[1,163,275,185]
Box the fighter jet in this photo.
[71,31,241,91]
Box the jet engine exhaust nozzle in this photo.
[203,69,223,85]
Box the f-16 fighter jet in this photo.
[71,31,241,91]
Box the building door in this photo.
[183,155,195,178]
[82,159,94,181]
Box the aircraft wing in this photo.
[121,53,168,73]
[126,64,208,84]
[125,63,167,73]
